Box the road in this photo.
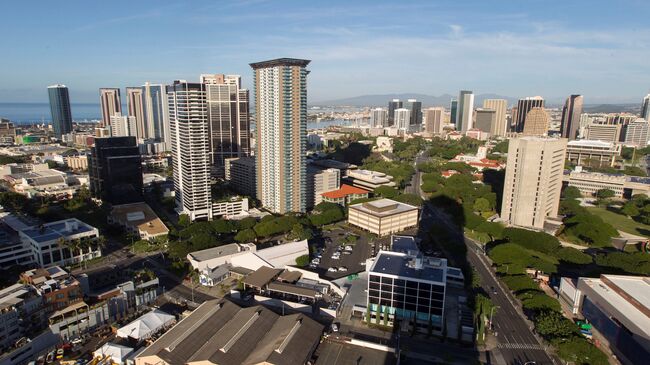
[408,155,556,365]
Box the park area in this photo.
[587,206,650,237]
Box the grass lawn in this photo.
[587,206,650,237]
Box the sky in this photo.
[1,0,649,104]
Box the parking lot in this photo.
[307,225,390,280]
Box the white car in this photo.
[338,266,348,272]
[328,267,338,272]
[311,258,320,265]
[331,254,340,259]
[344,245,353,251]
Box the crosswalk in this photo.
[498,343,546,350]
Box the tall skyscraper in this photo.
[482,99,507,136]
[388,99,402,126]
[126,87,147,139]
[404,99,422,129]
[142,82,171,150]
[88,136,143,205]
[514,96,544,133]
[501,137,567,229]
[370,108,388,127]
[109,114,137,137]
[641,94,650,121]
[560,94,584,140]
[624,119,650,147]
[456,90,474,132]
[201,74,250,178]
[99,88,122,127]
[47,84,73,139]
[522,107,550,136]
[450,99,458,127]
[474,108,496,134]
[424,107,444,134]
[250,58,310,214]
[394,108,411,131]
[167,81,211,221]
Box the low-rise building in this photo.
[321,184,369,206]
[109,202,169,240]
[348,199,419,236]
[65,154,88,170]
[374,136,394,152]
[224,156,256,198]
[585,123,622,143]
[212,197,249,219]
[566,139,621,168]
[306,166,340,209]
[563,167,650,198]
[20,266,83,313]
[135,299,324,365]
[0,213,34,269]
[0,284,43,352]
[344,169,396,191]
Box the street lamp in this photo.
[489,306,500,330]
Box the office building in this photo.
[250,58,310,214]
[561,275,650,365]
[405,99,422,129]
[321,184,369,206]
[0,283,43,351]
[306,167,340,209]
[566,139,621,168]
[48,84,73,139]
[450,99,458,128]
[126,87,147,139]
[135,299,324,365]
[514,96,545,133]
[560,94,583,140]
[344,169,396,190]
[474,108,496,135]
[109,202,169,240]
[624,118,650,147]
[388,99,403,126]
[424,107,444,135]
[584,123,622,143]
[394,108,411,131]
[563,167,650,198]
[89,136,143,205]
[348,198,419,236]
[522,107,550,136]
[201,74,251,178]
[641,94,650,121]
[0,119,17,144]
[501,137,567,229]
[482,99,508,136]
[99,88,122,127]
[224,156,256,198]
[167,81,211,220]
[142,83,170,150]
[456,90,474,132]
[371,108,388,128]
[109,113,137,137]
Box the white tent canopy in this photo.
[116,309,175,341]
[93,342,133,364]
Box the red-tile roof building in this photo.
[321,184,370,205]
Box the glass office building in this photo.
[48,84,73,138]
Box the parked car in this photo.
[338,266,348,272]
[342,251,351,255]
[344,245,353,251]
[331,254,340,259]
[328,267,338,272]
[311,258,320,265]
[331,323,339,332]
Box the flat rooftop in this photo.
[21,218,95,244]
[110,202,169,236]
[390,235,419,254]
[349,198,418,217]
[188,243,244,262]
[370,251,445,283]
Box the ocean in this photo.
[0,102,353,129]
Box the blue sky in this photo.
[1,0,649,104]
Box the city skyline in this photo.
[1,1,649,104]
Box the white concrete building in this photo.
[394,108,411,131]
[482,99,508,136]
[344,169,396,191]
[624,118,650,147]
[348,199,419,236]
[370,108,388,128]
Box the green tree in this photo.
[534,310,578,339]
[393,193,423,207]
[383,306,389,326]
[561,186,582,200]
[373,186,399,199]
[621,201,640,217]
[521,293,562,312]
[556,247,592,265]
[289,223,313,241]
[178,214,190,228]
[236,217,257,230]
[595,188,615,199]
[235,228,257,243]
[211,219,235,234]
[473,197,491,213]
[556,338,609,365]
[294,254,309,267]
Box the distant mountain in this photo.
[312,93,519,107]
[583,104,640,114]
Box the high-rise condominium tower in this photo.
[641,94,650,121]
[501,137,567,229]
[201,74,250,178]
[482,99,507,136]
[522,107,550,136]
[167,81,211,221]
[126,87,147,139]
[450,99,458,127]
[424,107,444,134]
[251,58,310,214]
[560,94,584,140]
[394,108,411,131]
[47,84,73,138]
[474,108,496,134]
[371,108,388,127]
[388,99,402,126]
[514,96,544,133]
[405,99,422,129]
[456,90,474,132]
[99,88,122,127]
[142,83,171,150]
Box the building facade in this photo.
[424,107,444,135]
[251,58,310,214]
[394,108,411,131]
[514,96,544,133]
[456,90,474,132]
[624,118,650,147]
[371,108,388,128]
[126,87,147,139]
[405,99,422,130]
[348,199,419,236]
[560,94,583,140]
[482,99,507,136]
[501,137,567,229]
[641,94,650,121]
[224,156,256,198]
[306,167,340,209]
[142,82,171,150]
[522,107,550,136]
[585,123,622,143]
[388,99,402,126]
[48,85,73,139]
[99,88,122,128]
[566,139,621,168]
[474,108,496,135]
[88,136,143,205]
